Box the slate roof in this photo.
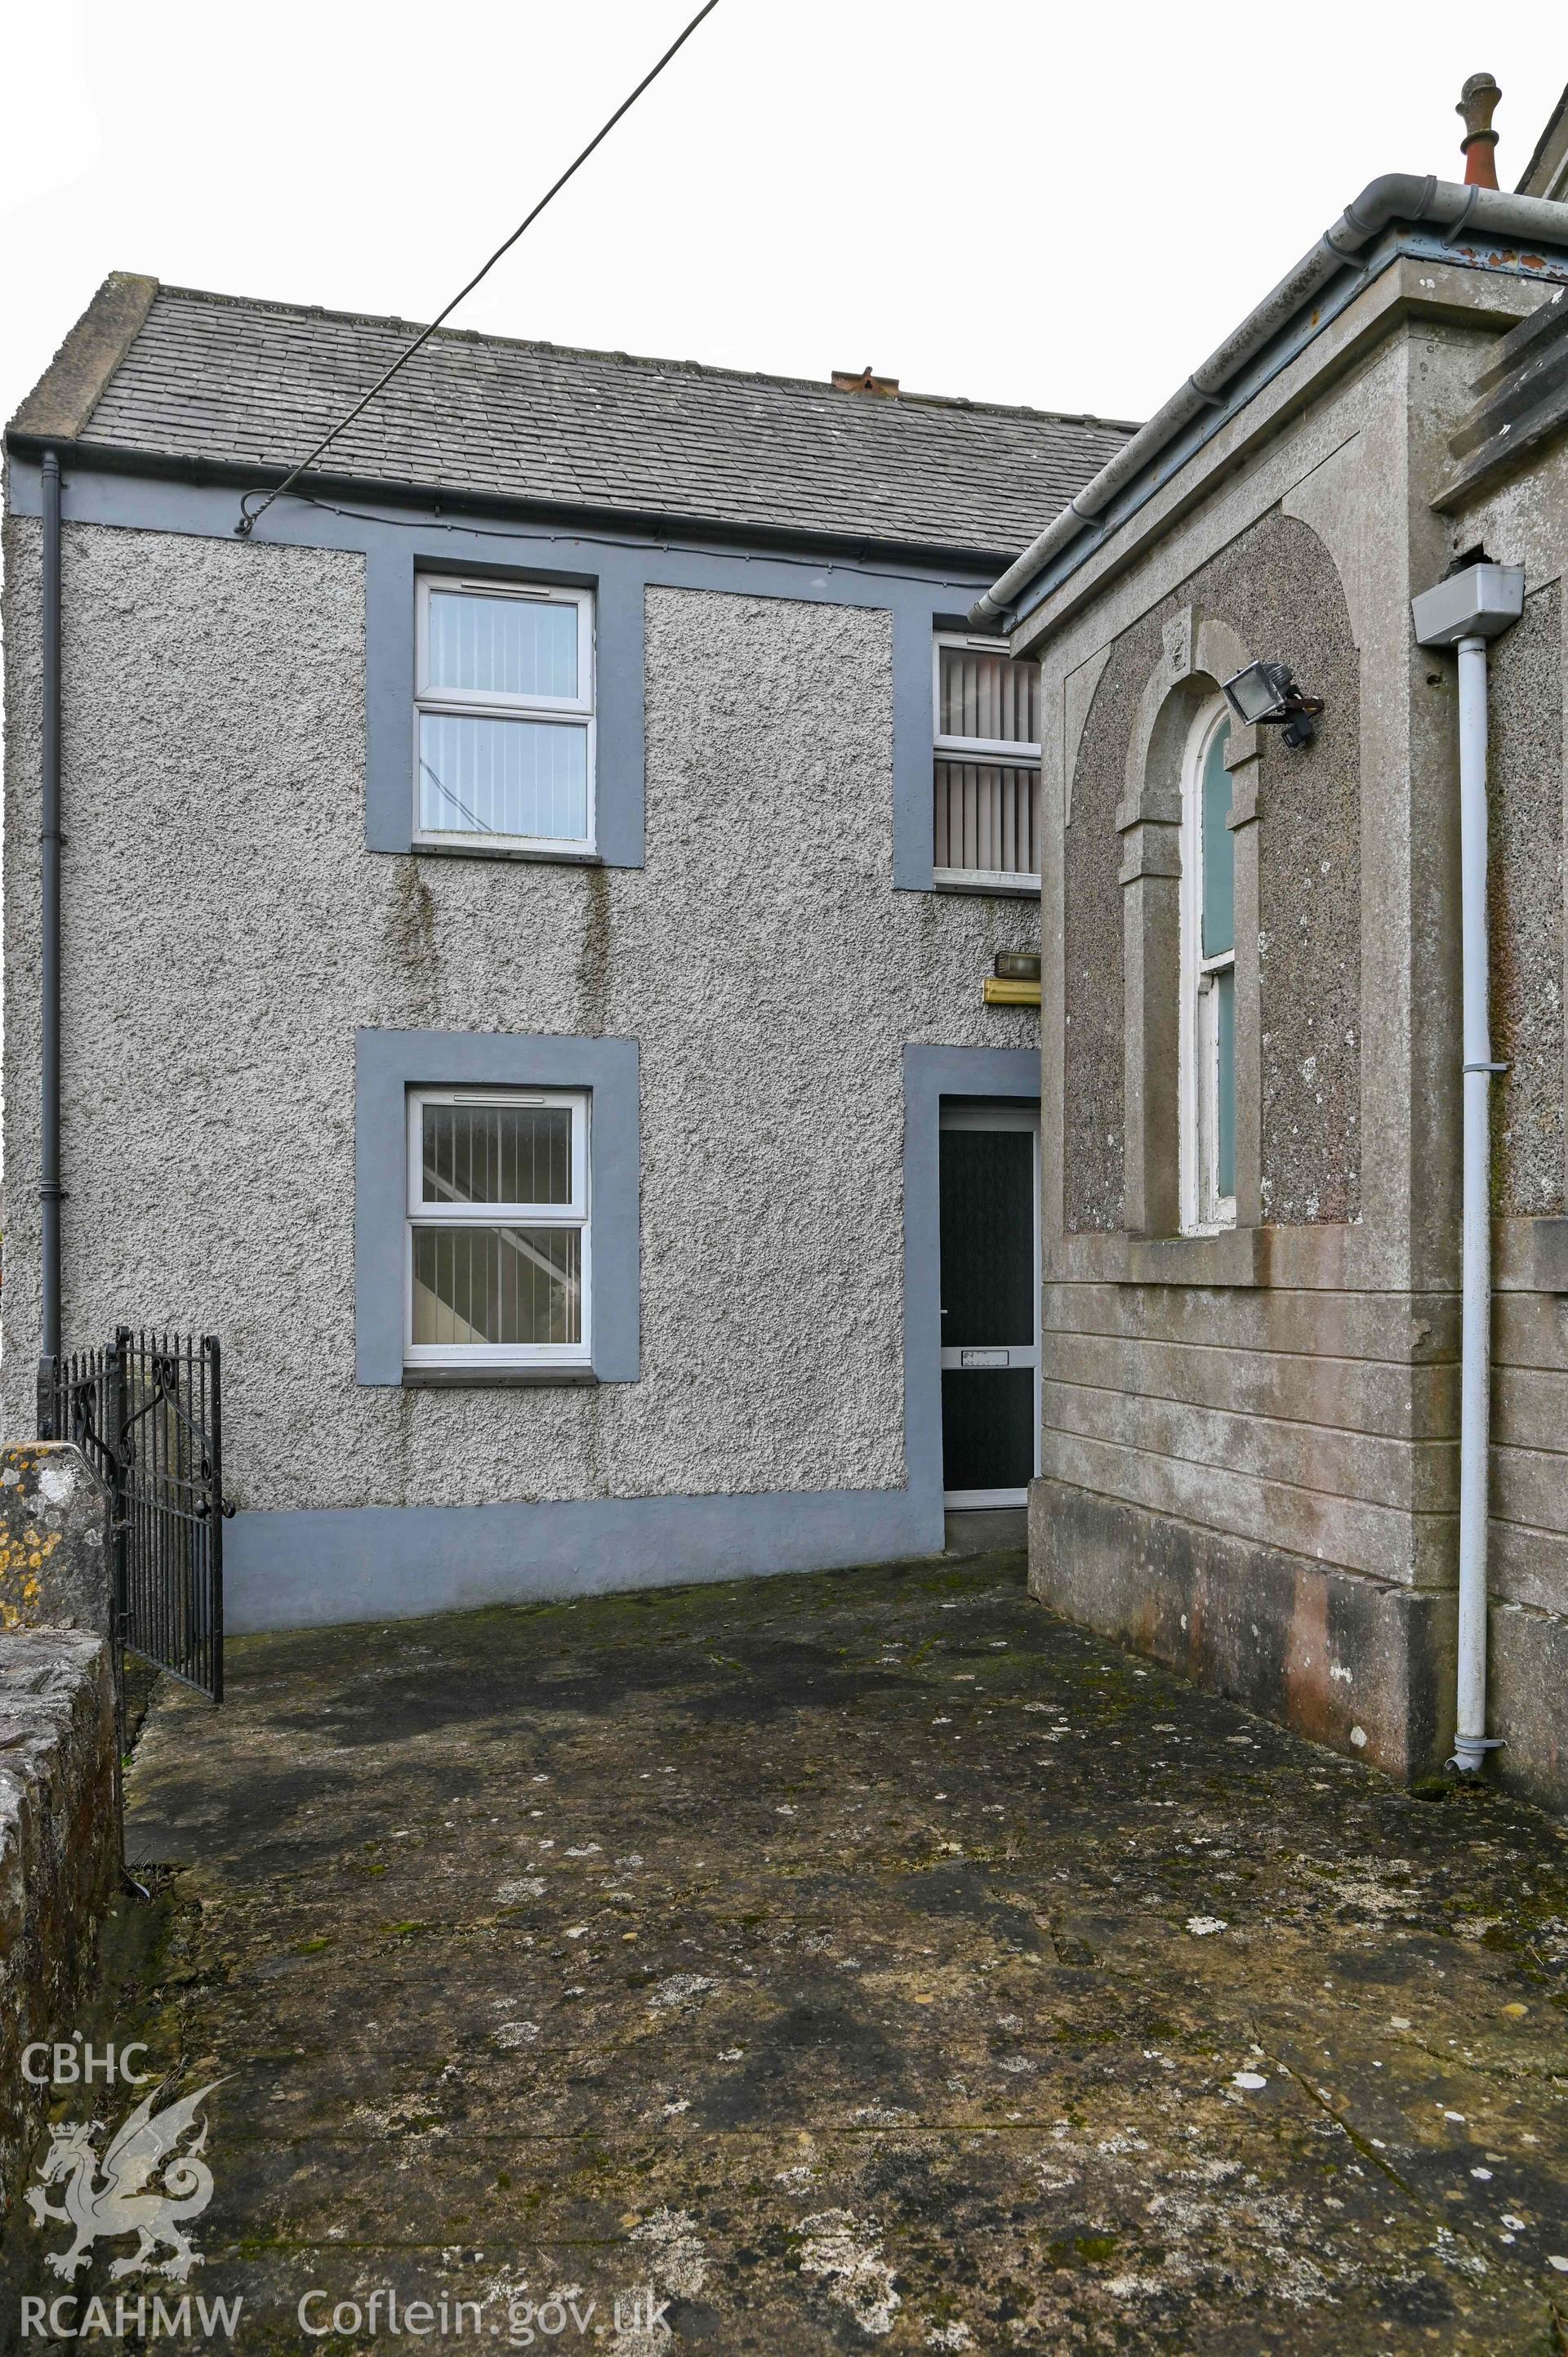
[10,277,1135,562]
[1519,81,1568,203]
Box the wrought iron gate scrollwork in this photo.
[42,1329,230,1701]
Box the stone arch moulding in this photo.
[1117,607,1264,1237]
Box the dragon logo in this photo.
[26,2079,227,2282]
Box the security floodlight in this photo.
[1222,660,1324,749]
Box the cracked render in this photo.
[8,1549,1568,2353]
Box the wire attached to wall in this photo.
[234,0,723,540]
[287,490,987,596]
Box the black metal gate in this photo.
[42,1329,229,1701]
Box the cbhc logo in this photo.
[20,2036,154,2087]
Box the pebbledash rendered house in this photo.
[1,277,1130,1632]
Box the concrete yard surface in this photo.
[14,1549,1568,2352]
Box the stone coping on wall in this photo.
[0,1446,112,1640]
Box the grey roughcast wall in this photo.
[2,519,1039,1613]
[1062,511,1361,1234]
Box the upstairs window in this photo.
[1179,706,1236,1233]
[933,635,1040,890]
[415,579,595,853]
[406,1089,590,1370]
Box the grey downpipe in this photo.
[38,449,62,1432]
[972,178,1568,626]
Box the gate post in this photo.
[205,1334,226,1705]
[106,1332,130,1691]
[36,1357,60,1441]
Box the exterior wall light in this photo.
[1222,660,1324,749]
[983,949,1041,1007]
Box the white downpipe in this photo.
[1453,633,1498,1776]
[1411,562,1522,1771]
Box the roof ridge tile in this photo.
[147,280,1138,431]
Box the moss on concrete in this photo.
[9,1551,1568,2351]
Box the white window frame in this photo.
[1178,701,1237,1236]
[932,631,1041,894]
[404,1087,591,1370]
[413,577,596,854]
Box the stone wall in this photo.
[0,1445,118,2227]
[1196,515,1362,1225]
[1040,495,1393,1763]
[1062,617,1151,1232]
[1017,273,1545,1786]
[1443,341,1568,1813]
[1488,581,1565,1220]
[1022,253,1568,1807]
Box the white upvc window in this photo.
[414,578,595,853]
[932,633,1041,891]
[1179,702,1237,1235]
[404,1089,590,1370]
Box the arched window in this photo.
[1179,702,1236,1232]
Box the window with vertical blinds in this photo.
[414,580,595,852]
[932,637,1041,887]
[405,1090,590,1367]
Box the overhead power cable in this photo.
[235,0,723,538]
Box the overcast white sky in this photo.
[1,2,1564,446]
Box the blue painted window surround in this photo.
[356,1030,641,1386]
[372,544,993,888]
[11,463,1004,888]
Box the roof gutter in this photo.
[971,176,1568,628]
[1,435,1024,589]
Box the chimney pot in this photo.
[1457,70,1501,190]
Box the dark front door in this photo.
[938,1107,1040,1505]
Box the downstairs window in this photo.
[405,1089,590,1370]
